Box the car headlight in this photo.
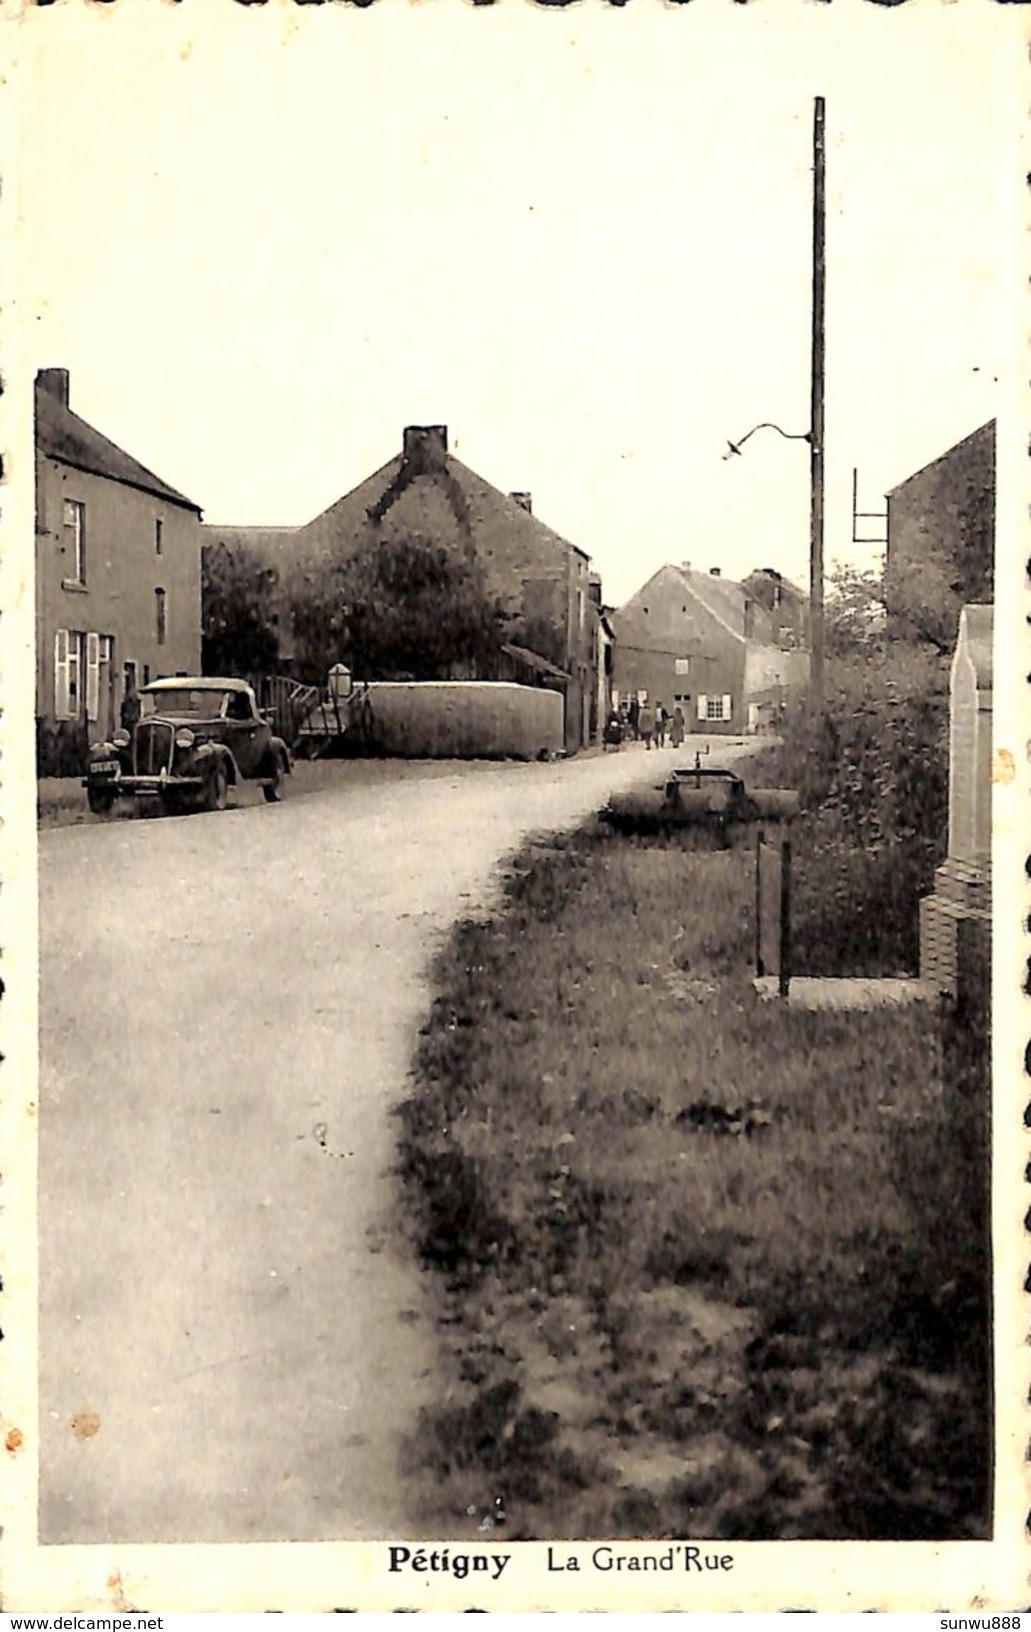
[112,729,130,748]
[175,728,196,750]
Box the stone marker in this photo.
[919,603,992,1006]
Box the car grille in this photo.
[134,721,175,775]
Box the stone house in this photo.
[204,425,598,752]
[611,563,810,735]
[741,567,809,650]
[885,421,995,650]
[35,368,202,760]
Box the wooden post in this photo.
[809,95,826,714]
[779,828,792,999]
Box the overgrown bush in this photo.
[759,644,950,975]
[36,717,89,778]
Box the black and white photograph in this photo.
[2,0,1026,1612]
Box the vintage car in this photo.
[83,677,292,816]
[601,763,799,837]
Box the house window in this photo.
[697,693,732,723]
[98,635,114,732]
[155,518,163,556]
[54,629,103,720]
[54,629,76,719]
[155,587,167,646]
[84,632,102,721]
[674,657,690,676]
[62,499,86,584]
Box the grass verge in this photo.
[397,818,989,1541]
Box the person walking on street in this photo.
[670,704,685,749]
[655,703,668,748]
[628,694,640,742]
[638,700,655,749]
[120,675,141,733]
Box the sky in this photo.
[15,0,1022,607]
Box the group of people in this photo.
[603,696,686,751]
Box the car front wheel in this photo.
[262,756,285,803]
[203,761,229,812]
[87,787,115,816]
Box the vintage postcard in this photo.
[1,0,1027,1613]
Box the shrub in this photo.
[759,645,950,975]
[36,717,89,778]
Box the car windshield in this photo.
[141,688,231,720]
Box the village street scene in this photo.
[16,2,1018,1590]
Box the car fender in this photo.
[193,741,239,785]
[268,735,292,775]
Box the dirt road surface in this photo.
[39,743,749,1543]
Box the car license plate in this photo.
[91,760,120,776]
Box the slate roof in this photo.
[501,641,571,682]
[617,563,775,645]
[674,566,759,638]
[35,377,201,514]
[201,524,303,562]
[205,448,587,587]
[295,452,589,578]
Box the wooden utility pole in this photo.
[809,95,826,712]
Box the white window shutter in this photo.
[54,629,70,720]
[86,632,101,721]
[722,693,732,721]
[697,693,708,720]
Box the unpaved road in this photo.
[39,742,748,1543]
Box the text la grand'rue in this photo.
[548,1545,735,1573]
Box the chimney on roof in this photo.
[509,491,533,514]
[402,424,448,474]
[37,367,70,406]
[681,560,691,572]
[709,567,722,577]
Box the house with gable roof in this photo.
[35,367,203,757]
[885,421,995,650]
[611,562,810,734]
[204,424,599,751]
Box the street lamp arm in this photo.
[723,422,812,460]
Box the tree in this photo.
[289,533,506,683]
[825,561,888,655]
[202,540,281,676]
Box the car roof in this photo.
[141,676,253,694]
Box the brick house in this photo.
[35,368,202,762]
[611,563,810,734]
[204,425,598,752]
[885,421,995,649]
